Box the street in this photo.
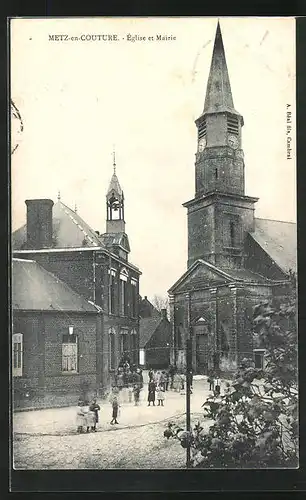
[13,376,213,469]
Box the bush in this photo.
[164,288,298,468]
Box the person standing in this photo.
[110,395,120,424]
[76,399,86,433]
[89,398,100,432]
[207,372,214,391]
[133,384,140,406]
[157,385,165,406]
[148,368,154,382]
[214,376,221,397]
[169,364,175,389]
[147,380,156,406]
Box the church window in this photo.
[227,115,239,135]
[230,221,235,247]
[198,117,207,139]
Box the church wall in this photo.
[187,205,215,267]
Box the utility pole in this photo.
[186,293,192,469]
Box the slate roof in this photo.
[139,313,162,348]
[12,258,98,312]
[12,200,104,250]
[250,218,297,274]
[203,21,241,118]
[107,171,123,197]
[100,232,130,252]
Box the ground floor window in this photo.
[120,328,129,356]
[12,333,23,377]
[139,349,145,366]
[62,334,78,372]
[254,349,265,370]
[109,327,116,370]
[130,328,137,364]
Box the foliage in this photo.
[164,286,298,468]
[152,295,170,315]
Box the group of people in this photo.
[76,398,101,433]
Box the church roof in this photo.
[12,258,98,312]
[250,218,297,274]
[12,200,104,250]
[202,21,241,117]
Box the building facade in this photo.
[168,22,297,375]
[12,258,102,408]
[13,165,141,396]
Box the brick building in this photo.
[12,258,102,408]
[13,164,141,394]
[168,22,297,374]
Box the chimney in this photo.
[25,199,54,249]
[161,308,167,320]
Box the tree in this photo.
[151,295,170,315]
[164,284,298,468]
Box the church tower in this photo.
[184,21,258,269]
[106,151,125,234]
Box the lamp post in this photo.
[186,292,192,469]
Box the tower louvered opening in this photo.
[227,115,239,135]
[198,118,207,139]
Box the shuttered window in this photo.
[62,334,78,372]
[12,333,23,377]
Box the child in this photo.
[89,398,101,432]
[76,399,85,433]
[110,395,120,424]
[214,377,221,397]
[157,385,165,406]
[133,384,140,406]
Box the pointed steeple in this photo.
[203,21,238,116]
[107,146,123,198]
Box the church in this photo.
[12,158,141,405]
[168,22,297,375]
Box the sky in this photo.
[11,17,296,300]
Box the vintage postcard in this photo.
[10,17,297,472]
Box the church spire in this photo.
[203,21,237,115]
[107,147,123,198]
[106,148,125,234]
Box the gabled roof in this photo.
[12,200,105,250]
[139,314,162,348]
[12,258,99,312]
[250,218,297,274]
[168,258,273,294]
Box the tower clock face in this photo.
[227,134,239,149]
[198,136,206,152]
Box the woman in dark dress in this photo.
[147,380,156,406]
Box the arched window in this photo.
[109,327,116,370]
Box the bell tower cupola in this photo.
[106,149,125,234]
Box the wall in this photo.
[12,311,100,409]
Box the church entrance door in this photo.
[196,334,209,374]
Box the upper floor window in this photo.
[62,333,78,373]
[120,269,129,316]
[108,269,116,314]
[131,279,138,317]
[12,333,23,377]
